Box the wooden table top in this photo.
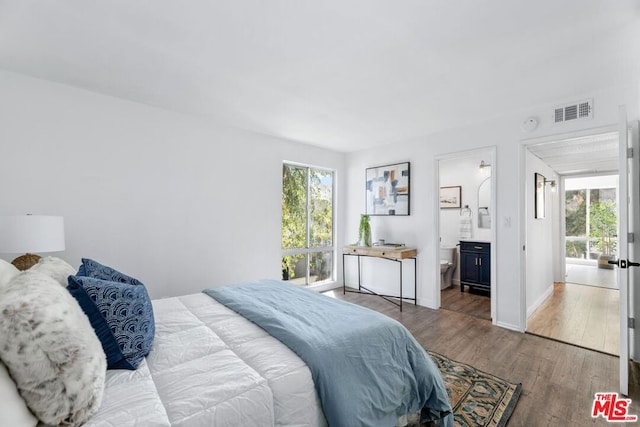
[343,245,417,260]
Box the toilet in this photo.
[440,246,457,289]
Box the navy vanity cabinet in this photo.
[459,241,490,293]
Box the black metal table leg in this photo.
[342,253,346,294]
[342,252,417,311]
[399,259,403,312]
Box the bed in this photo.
[87,292,326,427]
[0,258,452,427]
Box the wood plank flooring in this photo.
[325,288,638,427]
[527,283,619,355]
[441,286,491,320]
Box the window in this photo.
[565,181,617,260]
[282,163,334,285]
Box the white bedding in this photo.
[85,293,327,427]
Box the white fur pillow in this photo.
[0,271,106,426]
[0,361,37,427]
[0,259,19,290]
[28,256,77,287]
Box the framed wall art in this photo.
[365,162,410,215]
[439,186,462,209]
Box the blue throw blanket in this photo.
[204,280,452,427]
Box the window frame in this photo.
[565,185,617,260]
[281,161,336,286]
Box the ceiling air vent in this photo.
[554,99,593,123]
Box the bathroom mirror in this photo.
[478,177,491,229]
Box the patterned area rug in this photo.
[410,351,522,427]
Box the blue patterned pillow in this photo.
[67,276,155,370]
[77,258,144,286]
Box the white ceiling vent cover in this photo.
[554,99,593,123]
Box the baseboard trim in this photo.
[526,284,554,318]
[496,321,524,332]
[311,281,341,293]
[417,297,437,309]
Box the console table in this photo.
[342,245,417,311]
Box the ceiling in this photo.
[0,1,638,152]
[528,132,619,176]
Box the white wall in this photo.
[439,155,492,246]
[1,72,637,332]
[565,175,618,191]
[0,71,345,299]
[524,151,557,317]
[345,83,638,331]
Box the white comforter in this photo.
[85,293,327,427]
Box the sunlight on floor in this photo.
[527,282,618,355]
[565,261,617,289]
[323,290,338,298]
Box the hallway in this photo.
[527,282,618,355]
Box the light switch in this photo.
[503,216,511,228]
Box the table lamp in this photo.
[0,215,66,270]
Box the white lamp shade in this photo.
[0,215,65,254]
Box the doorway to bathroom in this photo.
[436,147,496,321]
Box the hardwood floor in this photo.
[527,283,619,355]
[325,288,639,427]
[441,285,491,320]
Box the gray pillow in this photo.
[0,271,106,426]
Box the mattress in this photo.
[85,293,327,427]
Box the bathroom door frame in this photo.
[433,145,497,323]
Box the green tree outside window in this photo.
[282,164,334,284]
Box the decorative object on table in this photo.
[357,214,372,246]
[377,242,405,248]
[406,351,521,427]
[440,186,462,209]
[373,239,407,248]
[459,205,472,239]
[0,215,65,270]
[365,162,410,215]
[534,173,545,219]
